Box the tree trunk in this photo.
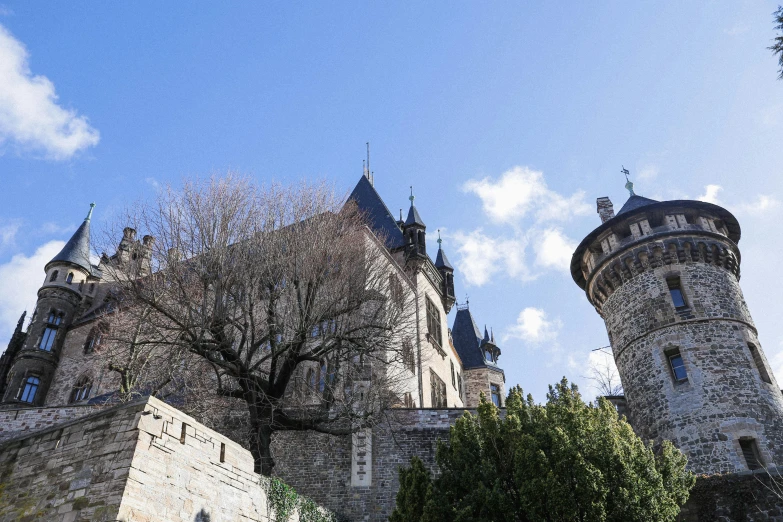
[247,398,276,476]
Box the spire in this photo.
[404,186,426,227]
[434,230,453,270]
[483,325,490,342]
[491,327,495,344]
[47,204,94,272]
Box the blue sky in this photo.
[1,1,782,401]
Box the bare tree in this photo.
[771,5,783,79]
[587,348,624,398]
[97,175,415,475]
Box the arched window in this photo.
[19,376,40,403]
[49,270,59,282]
[66,272,74,284]
[83,323,108,354]
[69,375,92,403]
[39,311,63,351]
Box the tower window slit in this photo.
[739,438,763,470]
[666,348,688,383]
[666,277,687,309]
[748,343,772,384]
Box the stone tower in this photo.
[1,205,97,406]
[570,180,783,474]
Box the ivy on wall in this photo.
[265,477,339,522]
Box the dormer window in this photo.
[485,350,494,363]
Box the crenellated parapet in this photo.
[571,199,742,313]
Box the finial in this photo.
[399,208,403,222]
[85,203,96,221]
[621,166,635,196]
[409,186,415,206]
[437,229,442,248]
[491,327,495,343]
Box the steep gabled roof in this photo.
[347,176,406,249]
[47,205,94,272]
[451,307,490,369]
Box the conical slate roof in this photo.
[347,176,406,249]
[47,205,94,272]
[616,194,659,216]
[404,204,425,227]
[434,246,453,270]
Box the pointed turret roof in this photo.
[404,188,426,228]
[451,308,503,371]
[347,176,406,249]
[434,231,453,270]
[47,204,95,272]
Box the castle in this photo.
[0,172,781,521]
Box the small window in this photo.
[19,376,40,403]
[430,370,447,408]
[739,438,763,470]
[666,277,687,309]
[450,360,456,388]
[318,360,327,393]
[490,384,502,407]
[89,283,95,293]
[403,392,415,408]
[49,270,59,282]
[457,373,462,398]
[389,274,404,310]
[748,343,772,384]
[667,349,688,382]
[66,272,74,284]
[425,297,442,347]
[40,327,57,351]
[485,349,494,363]
[402,339,415,374]
[69,376,92,403]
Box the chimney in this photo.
[597,197,614,223]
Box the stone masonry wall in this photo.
[0,397,331,522]
[273,408,475,522]
[604,261,783,474]
[463,367,505,408]
[0,403,98,443]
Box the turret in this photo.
[434,230,455,313]
[571,176,783,474]
[403,187,426,260]
[1,204,96,406]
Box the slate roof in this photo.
[47,216,93,272]
[404,204,425,227]
[434,246,453,270]
[451,307,493,370]
[616,194,659,216]
[347,176,406,249]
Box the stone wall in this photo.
[604,261,783,474]
[272,407,474,522]
[0,396,332,522]
[462,366,505,408]
[0,403,98,443]
[679,469,783,521]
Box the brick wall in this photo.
[0,403,98,443]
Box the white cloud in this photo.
[533,227,575,271]
[449,229,530,286]
[0,241,64,344]
[462,166,590,225]
[504,307,562,344]
[697,184,722,204]
[638,165,659,181]
[725,23,749,36]
[0,23,99,160]
[732,195,781,216]
[0,220,20,248]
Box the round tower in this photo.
[1,204,96,406]
[571,181,783,474]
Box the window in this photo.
[748,343,772,384]
[402,339,415,373]
[425,297,442,347]
[84,324,107,354]
[19,376,40,403]
[69,376,92,403]
[450,361,456,388]
[403,392,415,408]
[739,438,763,470]
[667,349,688,382]
[490,384,502,407]
[49,270,58,282]
[389,274,404,310]
[318,360,327,393]
[430,370,447,408]
[66,272,74,284]
[485,349,494,363]
[89,283,95,293]
[40,311,63,352]
[666,277,687,309]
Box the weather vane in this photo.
[621,166,635,196]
